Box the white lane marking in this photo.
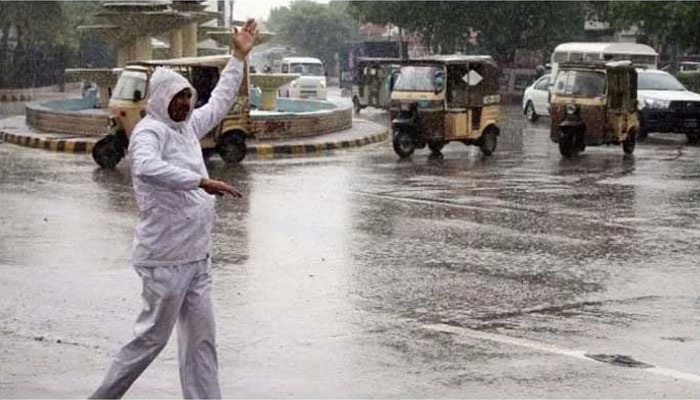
[423,323,700,384]
[353,191,635,230]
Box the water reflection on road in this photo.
[1,105,700,397]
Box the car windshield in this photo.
[552,70,606,98]
[112,70,147,100]
[290,63,325,76]
[394,66,441,92]
[638,72,686,91]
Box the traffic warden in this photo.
[90,19,258,399]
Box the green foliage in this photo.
[0,1,108,88]
[347,1,585,62]
[266,1,359,69]
[677,72,700,93]
[609,1,700,48]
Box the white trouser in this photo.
[90,258,221,399]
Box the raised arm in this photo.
[190,58,245,139]
[190,19,258,139]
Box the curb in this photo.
[0,131,95,154]
[0,94,33,102]
[0,126,389,157]
[247,128,388,157]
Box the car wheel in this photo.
[217,130,247,164]
[92,133,126,169]
[525,101,538,122]
[623,131,636,154]
[558,131,579,158]
[479,127,498,156]
[428,140,445,154]
[392,129,415,158]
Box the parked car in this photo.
[522,73,551,122]
[637,69,700,143]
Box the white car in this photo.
[522,73,551,122]
[637,69,700,142]
[278,57,328,100]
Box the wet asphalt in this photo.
[1,101,700,398]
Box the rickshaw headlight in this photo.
[400,102,411,112]
[644,98,670,109]
[108,116,117,128]
[565,104,578,115]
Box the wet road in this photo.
[1,105,700,398]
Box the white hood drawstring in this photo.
[146,67,198,130]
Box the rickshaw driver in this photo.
[89,19,258,400]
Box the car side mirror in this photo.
[133,90,142,102]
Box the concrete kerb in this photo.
[0,130,96,154]
[0,119,389,158]
[247,129,388,158]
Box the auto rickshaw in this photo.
[389,55,501,158]
[550,60,638,157]
[92,55,253,168]
[352,57,403,115]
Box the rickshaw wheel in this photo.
[428,141,445,153]
[525,102,538,122]
[623,131,636,154]
[479,127,498,156]
[92,134,125,169]
[353,97,361,115]
[393,130,415,158]
[558,131,579,158]
[217,130,247,164]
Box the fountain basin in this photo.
[25,94,352,141]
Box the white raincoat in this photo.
[91,57,244,400]
[129,57,244,267]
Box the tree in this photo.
[0,1,107,88]
[608,1,700,72]
[347,1,585,63]
[265,1,359,71]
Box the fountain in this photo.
[63,68,121,109]
[19,5,353,155]
[249,73,299,111]
[206,29,352,140]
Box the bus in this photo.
[551,42,658,78]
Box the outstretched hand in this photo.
[232,18,258,60]
[199,178,243,198]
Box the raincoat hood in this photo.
[146,67,198,130]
